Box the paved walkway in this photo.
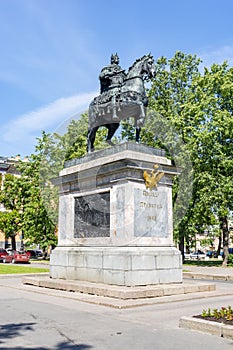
[1,276,233,349]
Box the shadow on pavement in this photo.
[53,342,92,349]
[0,322,93,349]
[1,344,92,350]
[0,322,36,340]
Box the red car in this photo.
[3,251,30,264]
[0,248,8,262]
[2,253,13,263]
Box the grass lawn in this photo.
[183,259,224,267]
[31,259,50,264]
[0,264,49,274]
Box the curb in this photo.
[0,273,49,279]
[183,272,233,281]
[179,316,233,339]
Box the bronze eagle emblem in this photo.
[143,164,164,190]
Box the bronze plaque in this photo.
[74,192,110,238]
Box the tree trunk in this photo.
[179,235,185,263]
[220,216,229,267]
[20,230,24,250]
[216,231,222,256]
[11,235,16,251]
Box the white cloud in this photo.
[1,91,97,157]
[3,92,97,142]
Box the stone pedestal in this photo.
[50,142,182,286]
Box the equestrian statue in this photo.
[87,53,155,152]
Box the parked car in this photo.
[3,250,30,264]
[25,250,43,259]
[2,253,13,263]
[190,250,205,260]
[206,250,214,258]
[0,248,8,262]
[184,252,191,260]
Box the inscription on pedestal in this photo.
[74,192,110,238]
[134,189,168,237]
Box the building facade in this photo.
[0,156,23,249]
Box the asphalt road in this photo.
[0,276,233,349]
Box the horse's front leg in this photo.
[138,102,146,126]
[135,102,145,143]
[87,126,99,153]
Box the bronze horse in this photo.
[87,54,155,152]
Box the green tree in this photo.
[0,174,29,249]
[16,132,58,254]
[0,209,21,250]
[183,62,233,265]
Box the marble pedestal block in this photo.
[50,142,182,286]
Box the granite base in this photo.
[50,246,182,286]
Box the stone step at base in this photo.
[23,276,215,300]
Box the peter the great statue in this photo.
[87,53,155,152]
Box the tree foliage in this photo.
[0,209,21,250]
[0,174,29,249]
[141,52,233,263]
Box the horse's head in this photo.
[141,54,155,80]
[127,54,155,80]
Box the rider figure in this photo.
[99,53,126,94]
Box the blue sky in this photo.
[1,0,233,157]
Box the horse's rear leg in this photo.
[136,126,141,143]
[106,123,120,145]
[87,126,99,153]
